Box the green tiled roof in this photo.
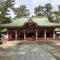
[0,17,60,27]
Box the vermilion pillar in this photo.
[44,29,46,39]
[7,31,9,40]
[15,30,17,40]
[24,30,26,40]
[36,29,38,40]
[9,32,12,40]
[53,31,55,39]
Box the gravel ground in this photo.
[0,41,20,60]
[0,41,60,60]
[0,46,18,60]
[39,45,60,60]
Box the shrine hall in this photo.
[0,17,60,41]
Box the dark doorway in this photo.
[11,32,15,40]
[46,32,51,38]
[26,32,35,37]
[18,32,24,40]
[38,32,44,37]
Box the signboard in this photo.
[56,32,60,34]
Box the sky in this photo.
[11,0,60,18]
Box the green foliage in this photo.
[34,6,45,16]
[2,17,12,24]
[0,0,15,24]
[34,3,54,22]
[44,3,52,16]
[34,3,60,23]
[47,16,54,22]
[13,5,30,18]
[34,3,52,16]
[51,5,60,23]
[45,3,52,12]
[58,5,60,12]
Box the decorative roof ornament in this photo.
[28,18,33,22]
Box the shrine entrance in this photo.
[23,21,37,40]
[26,30,36,40]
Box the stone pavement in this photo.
[11,43,56,60]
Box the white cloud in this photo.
[31,0,39,6]
[31,0,39,3]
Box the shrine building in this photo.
[0,17,60,41]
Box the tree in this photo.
[34,6,45,16]
[57,5,60,16]
[51,5,60,23]
[0,0,15,24]
[34,3,52,16]
[52,5,60,15]
[13,5,30,18]
[45,3,52,16]
[58,5,60,12]
[44,3,55,22]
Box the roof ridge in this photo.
[12,16,47,20]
